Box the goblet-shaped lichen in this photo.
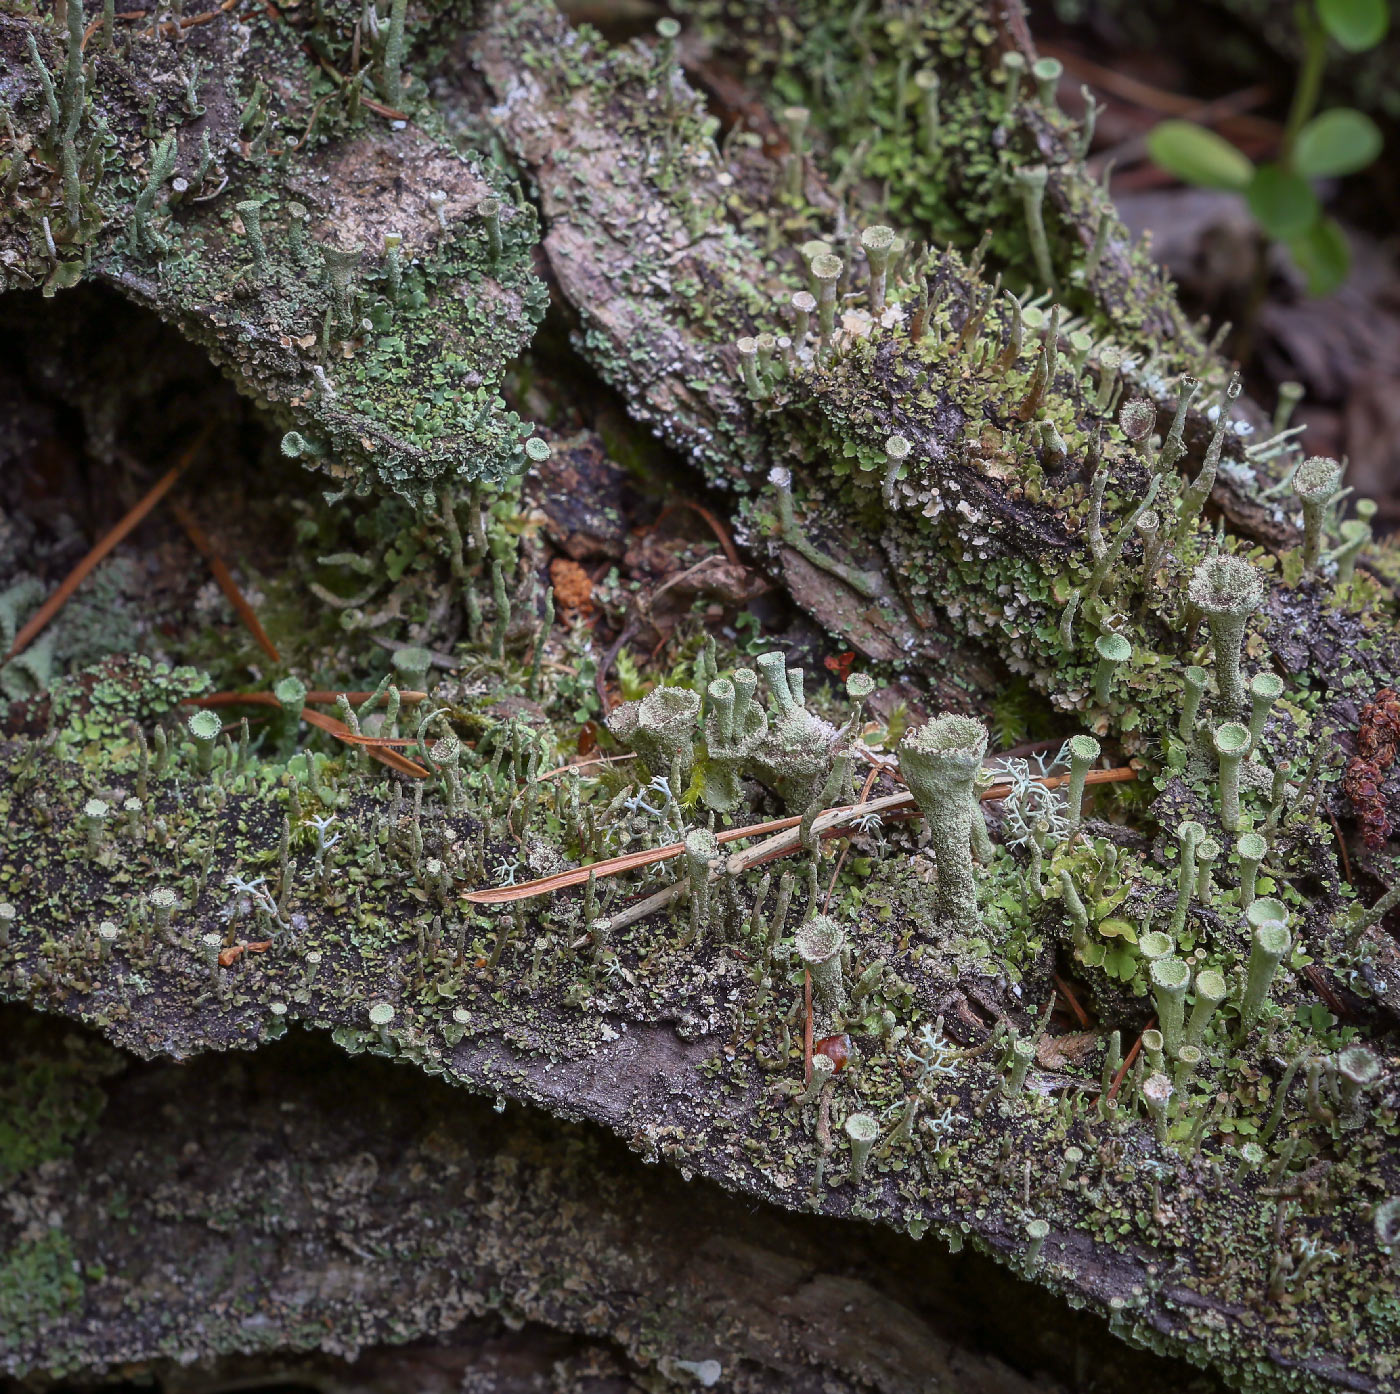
[1188,555,1266,716]
[898,714,989,932]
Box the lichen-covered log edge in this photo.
[2,1005,1235,1394]
[3,1,1400,1392]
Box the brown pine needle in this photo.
[83,0,243,47]
[464,766,1139,905]
[1052,972,1092,1029]
[187,689,427,708]
[4,426,211,664]
[980,766,1138,799]
[184,691,428,777]
[298,706,429,778]
[464,812,806,904]
[1107,1019,1153,1103]
[169,499,280,663]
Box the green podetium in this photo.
[1292,456,1342,574]
[1001,50,1027,103]
[1093,346,1123,413]
[1065,733,1099,832]
[684,827,718,942]
[0,901,14,947]
[736,337,764,399]
[1024,1218,1050,1271]
[1342,869,1400,950]
[1142,1073,1174,1147]
[1334,1046,1382,1129]
[1093,634,1131,704]
[477,196,503,262]
[1176,373,1242,540]
[1033,56,1062,108]
[1173,1044,1203,1090]
[790,290,815,350]
[799,1052,834,1106]
[321,238,364,332]
[1212,722,1251,831]
[702,671,767,812]
[1168,820,1205,938]
[200,932,223,990]
[382,231,402,301]
[796,915,845,1012]
[781,105,808,199]
[898,715,989,932]
[1179,666,1207,743]
[1188,555,1266,715]
[811,254,843,351]
[1247,673,1284,750]
[1013,164,1055,291]
[883,434,910,508]
[767,466,879,598]
[1240,899,1291,1034]
[82,798,109,858]
[368,1001,396,1046]
[1195,836,1221,903]
[131,131,178,257]
[235,200,268,279]
[1059,871,1088,949]
[861,225,896,313]
[187,709,222,775]
[845,1113,879,1182]
[1150,956,1191,1057]
[1236,831,1267,911]
[274,675,308,756]
[148,887,177,943]
[1141,1028,1165,1076]
[1006,1037,1035,1095]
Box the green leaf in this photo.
[1246,164,1320,239]
[1294,108,1383,176]
[1287,215,1352,296]
[1146,120,1254,190]
[1317,0,1389,51]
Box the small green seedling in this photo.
[1147,0,1387,295]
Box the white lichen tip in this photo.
[904,712,988,761]
[1118,396,1156,443]
[768,465,791,489]
[1188,554,1265,616]
[1294,455,1342,501]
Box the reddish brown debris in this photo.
[1344,688,1400,848]
[814,1034,852,1072]
[218,940,272,968]
[549,557,594,619]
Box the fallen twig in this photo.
[4,426,211,665]
[170,499,280,663]
[464,767,1139,906]
[184,690,429,777]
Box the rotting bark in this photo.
[2,1005,1240,1394]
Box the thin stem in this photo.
[1282,8,1327,166]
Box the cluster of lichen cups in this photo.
[590,595,1385,1210]
[54,588,1387,1229]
